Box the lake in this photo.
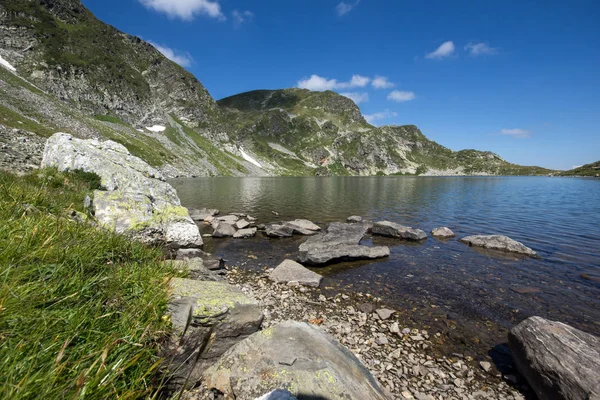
[171,176,600,351]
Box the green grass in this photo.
[0,168,178,399]
[94,115,127,126]
[0,103,56,137]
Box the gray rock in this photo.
[176,249,224,271]
[347,215,363,223]
[299,222,390,265]
[479,361,492,373]
[203,321,388,400]
[285,219,321,232]
[269,259,323,288]
[213,222,236,238]
[164,278,263,391]
[372,221,427,241]
[42,133,202,249]
[460,235,538,257]
[233,227,257,238]
[431,227,455,238]
[376,308,395,320]
[265,223,295,238]
[216,215,239,225]
[164,259,223,281]
[235,219,250,229]
[189,208,219,221]
[508,316,600,400]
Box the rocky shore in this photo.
[37,132,599,400]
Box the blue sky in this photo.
[82,0,600,170]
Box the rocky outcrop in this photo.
[431,227,455,238]
[508,316,600,400]
[372,221,427,241]
[460,235,537,257]
[203,321,388,400]
[41,133,202,248]
[299,222,390,265]
[269,260,323,288]
[163,278,264,391]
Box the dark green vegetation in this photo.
[0,168,179,399]
[559,160,600,177]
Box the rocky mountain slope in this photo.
[219,89,553,176]
[0,0,553,177]
[558,161,600,177]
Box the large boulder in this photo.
[299,222,389,265]
[163,278,264,391]
[41,133,201,248]
[213,222,236,238]
[269,259,323,288]
[203,321,388,400]
[372,221,427,241]
[508,316,600,400]
[460,235,537,257]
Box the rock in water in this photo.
[164,278,264,391]
[203,321,388,400]
[347,216,363,223]
[298,222,389,265]
[431,227,455,238]
[285,219,321,232]
[508,316,600,400]
[213,222,236,238]
[41,133,201,248]
[189,208,219,221]
[269,259,323,287]
[460,235,537,257]
[265,223,295,238]
[372,221,427,241]
[233,228,257,238]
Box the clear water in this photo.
[171,176,600,347]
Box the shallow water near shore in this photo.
[171,176,600,350]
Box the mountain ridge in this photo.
[0,0,555,177]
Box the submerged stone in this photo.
[460,235,537,257]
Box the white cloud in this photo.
[372,75,395,89]
[139,0,225,21]
[340,92,369,104]
[149,41,193,67]
[465,42,497,56]
[364,109,398,124]
[500,128,530,138]
[336,0,360,16]
[233,10,254,28]
[387,90,416,102]
[297,74,370,91]
[426,41,455,59]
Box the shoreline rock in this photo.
[460,235,537,257]
[508,316,600,400]
[372,221,427,241]
[269,259,323,288]
[431,227,456,238]
[41,133,202,249]
[298,222,390,265]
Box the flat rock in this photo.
[460,235,537,257]
[508,316,600,400]
[372,221,427,241]
[347,216,363,223]
[41,133,202,249]
[176,249,224,270]
[189,208,220,221]
[299,222,389,265]
[235,219,250,229]
[269,259,323,288]
[216,215,239,225]
[233,227,257,238]
[164,278,264,391]
[213,222,236,238]
[164,259,223,281]
[203,321,388,400]
[265,223,295,238]
[285,219,321,232]
[431,227,455,238]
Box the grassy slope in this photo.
[559,160,600,177]
[0,168,179,399]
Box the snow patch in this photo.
[146,125,166,132]
[239,147,262,168]
[0,54,16,72]
[136,129,145,133]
